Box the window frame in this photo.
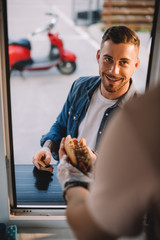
[0,0,160,227]
[0,0,67,227]
[146,0,160,89]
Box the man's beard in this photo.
[102,78,125,93]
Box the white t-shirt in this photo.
[77,86,117,151]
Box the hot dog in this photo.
[64,135,92,174]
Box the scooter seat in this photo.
[9,38,31,50]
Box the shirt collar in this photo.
[116,79,137,108]
[87,78,137,106]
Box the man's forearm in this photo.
[43,139,55,153]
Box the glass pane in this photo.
[7,0,101,207]
[7,0,154,207]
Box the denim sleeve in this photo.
[40,80,76,159]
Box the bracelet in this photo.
[63,181,89,203]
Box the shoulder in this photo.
[119,85,160,162]
[69,76,100,98]
[124,85,160,118]
[119,80,139,106]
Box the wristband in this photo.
[63,181,89,203]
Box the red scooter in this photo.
[9,13,77,75]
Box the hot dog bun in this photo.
[64,135,77,165]
[64,135,92,174]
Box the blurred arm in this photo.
[66,187,116,240]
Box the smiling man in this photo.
[97,28,140,99]
[33,26,140,171]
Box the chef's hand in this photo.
[32,147,53,172]
[57,138,95,189]
[57,154,92,190]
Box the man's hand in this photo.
[59,137,97,172]
[58,137,66,160]
[32,147,53,172]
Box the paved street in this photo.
[7,0,151,164]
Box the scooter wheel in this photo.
[57,61,76,75]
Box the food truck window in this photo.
[1,0,160,212]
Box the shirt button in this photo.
[99,131,102,134]
[68,111,70,115]
[106,113,109,116]
[73,116,76,120]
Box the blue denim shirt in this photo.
[40,76,137,160]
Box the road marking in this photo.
[52,6,100,50]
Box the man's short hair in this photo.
[101,25,140,50]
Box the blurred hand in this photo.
[58,138,96,188]
[57,154,92,189]
[32,147,53,172]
